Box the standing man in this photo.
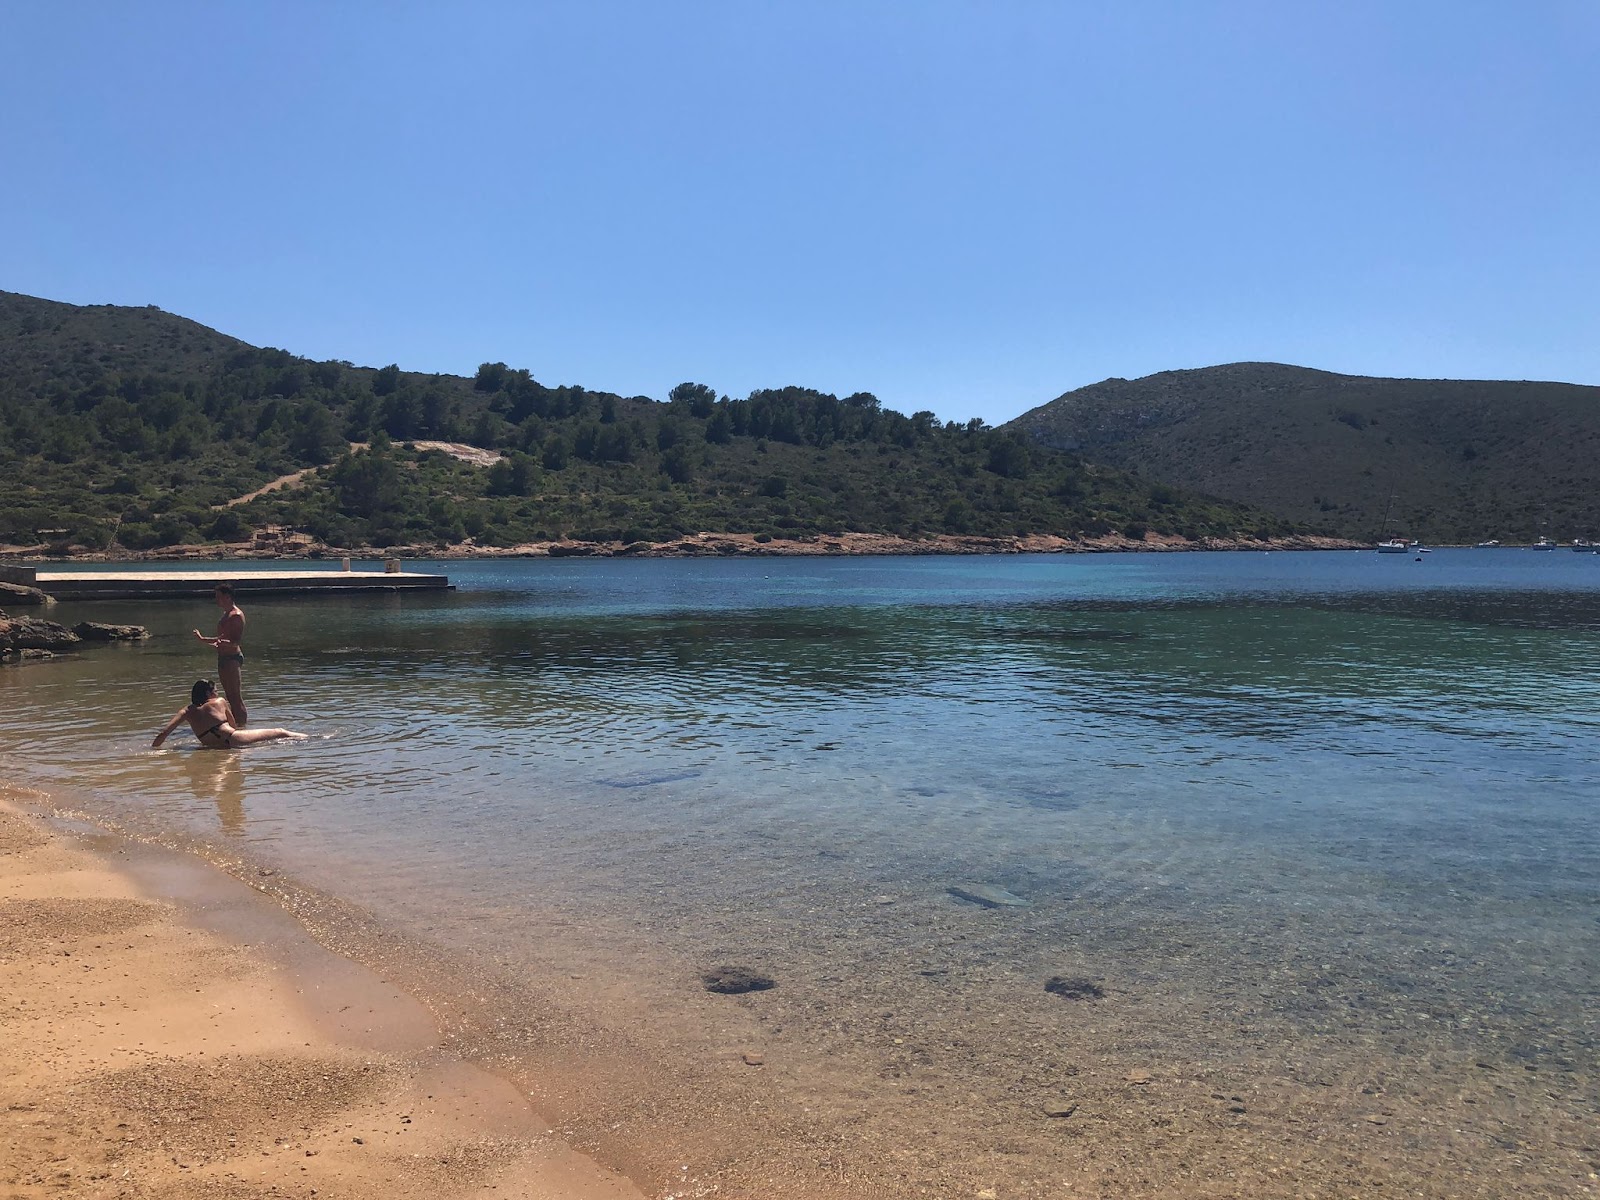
[194,582,247,726]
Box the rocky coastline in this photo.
[1,530,1364,565]
[1,610,148,663]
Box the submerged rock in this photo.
[702,966,775,994]
[946,883,1030,908]
[1044,976,1106,1001]
[71,621,149,641]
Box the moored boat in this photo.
[1532,537,1556,550]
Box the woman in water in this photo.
[152,680,303,750]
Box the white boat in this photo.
[1572,540,1594,552]
[1532,537,1556,550]
[1376,539,1410,553]
[1475,539,1500,548]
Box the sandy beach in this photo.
[0,792,646,1200]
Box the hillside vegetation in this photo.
[1006,362,1600,544]
[0,291,1290,552]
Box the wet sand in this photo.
[0,795,645,1200]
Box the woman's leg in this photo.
[226,728,303,747]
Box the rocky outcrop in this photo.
[2,613,150,664]
[0,580,50,605]
[1,615,80,654]
[71,621,149,642]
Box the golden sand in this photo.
[0,797,644,1200]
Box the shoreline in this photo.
[0,783,952,1200]
[0,789,648,1200]
[1,530,1363,564]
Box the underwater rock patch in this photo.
[702,966,775,994]
[599,769,703,790]
[947,883,1030,908]
[1044,976,1105,1001]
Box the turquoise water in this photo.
[3,549,1597,1197]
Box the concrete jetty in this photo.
[4,563,452,601]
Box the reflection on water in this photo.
[172,748,247,835]
[2,550,1597,1196]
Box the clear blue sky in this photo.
[3,2,1596,424]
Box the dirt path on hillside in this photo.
[214,442,504,509]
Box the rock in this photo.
[741,1052,765,1066]
[4,618,79,652]
[702,966,775,995]
[70,621,149,641]
[0,581,50,605]
[1045,976,1105,1001]
[1125,1069,1153,1085]
[947,883,1030,908]
[1043,1104,1078,1118]
[11,648,53,660]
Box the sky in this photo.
[2,1,1597,426]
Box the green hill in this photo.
[0,292,247,384]
[1006,362,1600,544]
[0,291,1291,553]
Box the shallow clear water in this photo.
[5,549,1598,1196]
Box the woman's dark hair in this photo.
[190,679,215,707]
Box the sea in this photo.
[3,549,1597,1199]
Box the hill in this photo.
[0,292,1295,554]
[1005,362,1600,544]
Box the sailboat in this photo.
[1373,485,1411,552]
